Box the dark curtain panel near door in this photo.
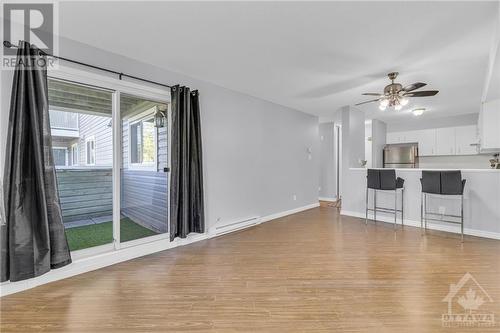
[1,41,72,282]
[169,85,205,241]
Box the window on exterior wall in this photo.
[52,147,68,166]
[129,113,156,169]
[70,143,78,166]
[85,137,96,165]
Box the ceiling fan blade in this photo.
[362,93,383,96]
[355,98,380,106]
[403,90,439,97]
[402,82,427,92]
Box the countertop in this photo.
[350,167,500,173]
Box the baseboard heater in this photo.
[211,216,260,236]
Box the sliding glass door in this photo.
[48,78,114,251]
[47,69,170,254]
[119,94,169,245]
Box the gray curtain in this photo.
[1,41,71,282]
[169,85,205,241]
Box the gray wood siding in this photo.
[56,169,112,223]
[78,113,113,166]
[121,170,168,233]
[121,120,169,233]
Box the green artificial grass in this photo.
[65,218,159,251]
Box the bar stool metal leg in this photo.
[461,194,464,242]
[401,189,404,226]
[424,193,428,230]
[420,192,424,234]
[365,188,368,225]
[394,189,397,229]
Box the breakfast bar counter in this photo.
[341,168,500,239]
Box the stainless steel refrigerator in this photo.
[383,143,418,168]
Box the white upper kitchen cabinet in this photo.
[386,132,400,144]
[455,125,479,155]
[416,129,437,156]
[480,99,500,152]
[436,127,456,155]
[386,131,419,144]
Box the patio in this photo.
[65,218,159,251]
[57,168,167,251]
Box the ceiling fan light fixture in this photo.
[355,72,439,113]
[412,108,425,116]
[380,99,389,107]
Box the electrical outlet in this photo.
[293,194,297,201]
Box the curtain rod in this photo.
[3,40,172,89]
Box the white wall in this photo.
[364,120,372,168]
[371,119,387,168]
[319,122,336,200]
[0,37,320,231]
[346,107,365,168]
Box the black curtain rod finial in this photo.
[3,40,13,48]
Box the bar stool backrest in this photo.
[421,170,466,195]
[421,171,441,194]
[380,169,397,190]
[367,169,380,189]
[441,171,466,195]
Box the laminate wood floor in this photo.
[2,206,500,332]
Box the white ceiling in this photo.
[57,1,499,122]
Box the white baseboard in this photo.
[1,202,319,297]
[318,196,337,202]
[340,210,500,240]
[260,202,320,223]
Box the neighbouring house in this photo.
[48,79,168,233]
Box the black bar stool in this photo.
[365,169,405,228]
[420,170,467,241]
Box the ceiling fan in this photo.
[355,72,438,111]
